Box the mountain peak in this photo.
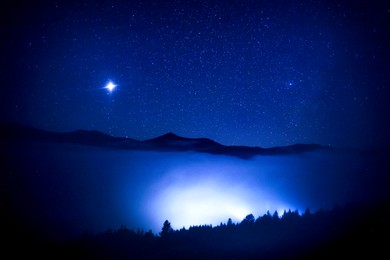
[160,132,182,139]
[145,132,191,143]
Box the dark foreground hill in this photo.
[3,200,389,259]
[0,122,331,158]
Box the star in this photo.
[104,81,117,92]
[286,81,294,88]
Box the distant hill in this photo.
[0,122,332,158]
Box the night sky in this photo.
[1,0,389,148]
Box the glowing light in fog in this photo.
[144,161,296,230]
[157,182,251,227]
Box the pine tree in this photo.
[160,220,173,238]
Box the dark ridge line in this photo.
[0,122,333,158]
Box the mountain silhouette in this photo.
[0,122,331,158]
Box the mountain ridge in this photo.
[0,122,332,158]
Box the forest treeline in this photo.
[3,200,389,259]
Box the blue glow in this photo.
[10,144,375,237]
[141,157,297,230]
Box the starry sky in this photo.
[1,0,389,148]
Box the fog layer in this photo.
[3,142,388,240]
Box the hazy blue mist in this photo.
[4,142,388,240]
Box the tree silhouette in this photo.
[241,214,255,225]
[272,210,279,221]
[21,200,389,258]
[160,220,173,238]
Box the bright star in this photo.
[104,81,117,92]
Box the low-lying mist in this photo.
[3,142,388,240]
